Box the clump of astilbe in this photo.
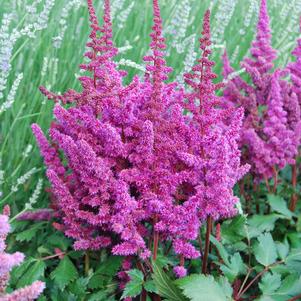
[0,207,45,300]
[34,0,191,262]
[33,0,247,282]
[222,0,299,181]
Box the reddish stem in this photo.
[153,216,159,261]
[202,216,212,274]
[287,294,301,301]
[290,164,298,212]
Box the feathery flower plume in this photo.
[183,10,249,221]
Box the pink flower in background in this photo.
[222,0,300,180]
[0,209,44,300]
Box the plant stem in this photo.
[39,252,66,261]
[202,215,212,274]
[236,260,283,299]
[289,163,298,212]
[153,216,159,261]
[141,289,147,301]
[85,252,90,275]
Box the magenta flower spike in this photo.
[181,10,249,222]
[243,0,277,76]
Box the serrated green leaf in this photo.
[10,257,36,285]
[217,277,233,299]
[269,275,301,301]
[259,272,281,294]
[121,272,143,299]
[220,252,247,283]
[17,260,46,288]
[68,276,89,297]
[254,233,277,266]
[248,214,279,238]
[50,256,78,290]
[144,280,157,293]
[127,269,144,282]
[96,256,123,276]
[177,274,232,301]
[221,215,247,243]
[267,194,293,218]
[152,261,187,301]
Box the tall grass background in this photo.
[0,0,300,216]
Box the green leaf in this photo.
[259,272,281,294]
[217,277,233,299]
[152,261,187,301]
[269,275,301,300]
[88,274,106,289]
[177,274,232,301]
[254,233,277,266]
[68,276,90,297]
[15,223,44,242]
[221,215,247,243]
[276,239,289,260]
[127,269,144,282]
[248,214,279,238]
[288,233,301,249]
[87,291,109,301]
[267,194,293,218]
[121,269,144,299]
[10,257,36,285]
[144,280,157,293]
[96,256,123,276]
[220,252,247,283]
[210,236,230,266]
[50,256,78,290]
[285,249,301,273]
[17,260,46,288]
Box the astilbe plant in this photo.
[32,0,247,282]
[222,0,301,184]
[0,206,45,301]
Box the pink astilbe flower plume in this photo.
[222,0,300,180]
[181,10,249,221]
[0,209,44,300]
[243,0,277,76]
